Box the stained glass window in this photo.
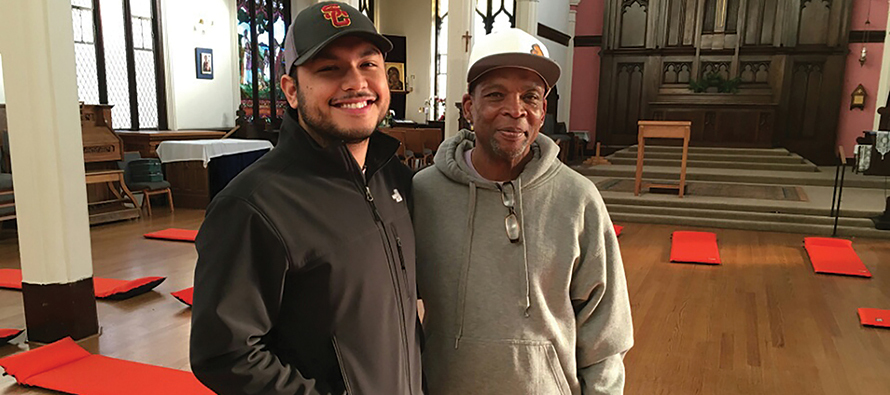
[238,0,290,130]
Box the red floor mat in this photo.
[0,329,23,343]
[171,287,193,307]
[614,225,623,237]
[858,308,890,328]
[670,231,721,265]
[0,269,165,300]
[143,228,198,242]
[0,337,212,395]
[804,237,871,278]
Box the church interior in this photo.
[0,0,888,393]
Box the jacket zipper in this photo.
[363,185,414,395]
[396,236,409,294]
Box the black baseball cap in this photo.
[283,1,392,72]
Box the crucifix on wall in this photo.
[462,31,472,52]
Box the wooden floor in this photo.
[0,210,887,394]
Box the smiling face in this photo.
[463,67,547,164]
[281,35,389,144]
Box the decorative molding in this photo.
[622,0,648,11]
[849,30,886,43]
[740,61,771,84]
[701,61,731,79]
[662,62,692,84]
[537,23,571,46]
[575,35,603,47]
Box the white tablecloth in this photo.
[156,139,274,167]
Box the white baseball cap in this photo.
[467,28,561,90]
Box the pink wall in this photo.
[837,0,887,157]
[570,0,604,144]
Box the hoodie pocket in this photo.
[426,337,571,395]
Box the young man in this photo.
[413,28,633,394]
[190,3,422,394]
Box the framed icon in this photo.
[196,48,213,80]
[385,62,406,92]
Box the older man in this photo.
[413,28,633,394]
[190,2,422,394]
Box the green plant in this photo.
[688,72,742,93]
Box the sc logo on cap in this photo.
[530,44,544,57]
[322,4,351,27]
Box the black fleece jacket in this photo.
[190,108,422,395]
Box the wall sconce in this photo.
[859,46,868,66]
[851,84,867,110]
[194,18,214,34]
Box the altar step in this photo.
[607,145,819,172]
[576,163,885,189]
[604,196,890,239]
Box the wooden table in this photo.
[634,120,691,198]
[115,130,226,158]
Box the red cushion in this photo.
[0,268,23,289]
[670,231,721,265]
[858,308,890,328]
[0,337,90,383]
[0,328,23,343]
[171,287,194,307]
[0,337,213,394]
[0,269,164,299]
[143,228,198,242]
[804,237,871,277]
[93,276,166,299]
[613,225,623,237]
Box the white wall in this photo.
[162,0,237,130]
[377,0,434,124]
[535,0,571,123]
[0,55,5,104]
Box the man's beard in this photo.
[296,87,385,144]
[488,134,531,160]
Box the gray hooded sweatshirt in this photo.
[413,130,633,394]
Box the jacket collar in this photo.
[278,106,400,178]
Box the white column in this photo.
[0,0,94,285]
[445,0,475,139]
[561,2,580,131]
[515,0,539,35]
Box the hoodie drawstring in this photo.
[516,178,532,318]
[454,181,477,349]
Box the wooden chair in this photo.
[118,152,174,216]
[403,131,432,170]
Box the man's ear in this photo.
[281,74,299,109]
[462,93,474,125]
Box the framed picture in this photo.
[385,62,406,92]
[196,48,213,80]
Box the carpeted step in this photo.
[609,151,809,164]
[607,157,819,172]
[605,204,875,228]
[608,212,890,239]
[600,194,880,219]
[619,145,793,156]
[576,165,887,189]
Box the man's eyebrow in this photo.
[361,47,382,58]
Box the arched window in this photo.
[71,0,166,130]
[432,0,515,121]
